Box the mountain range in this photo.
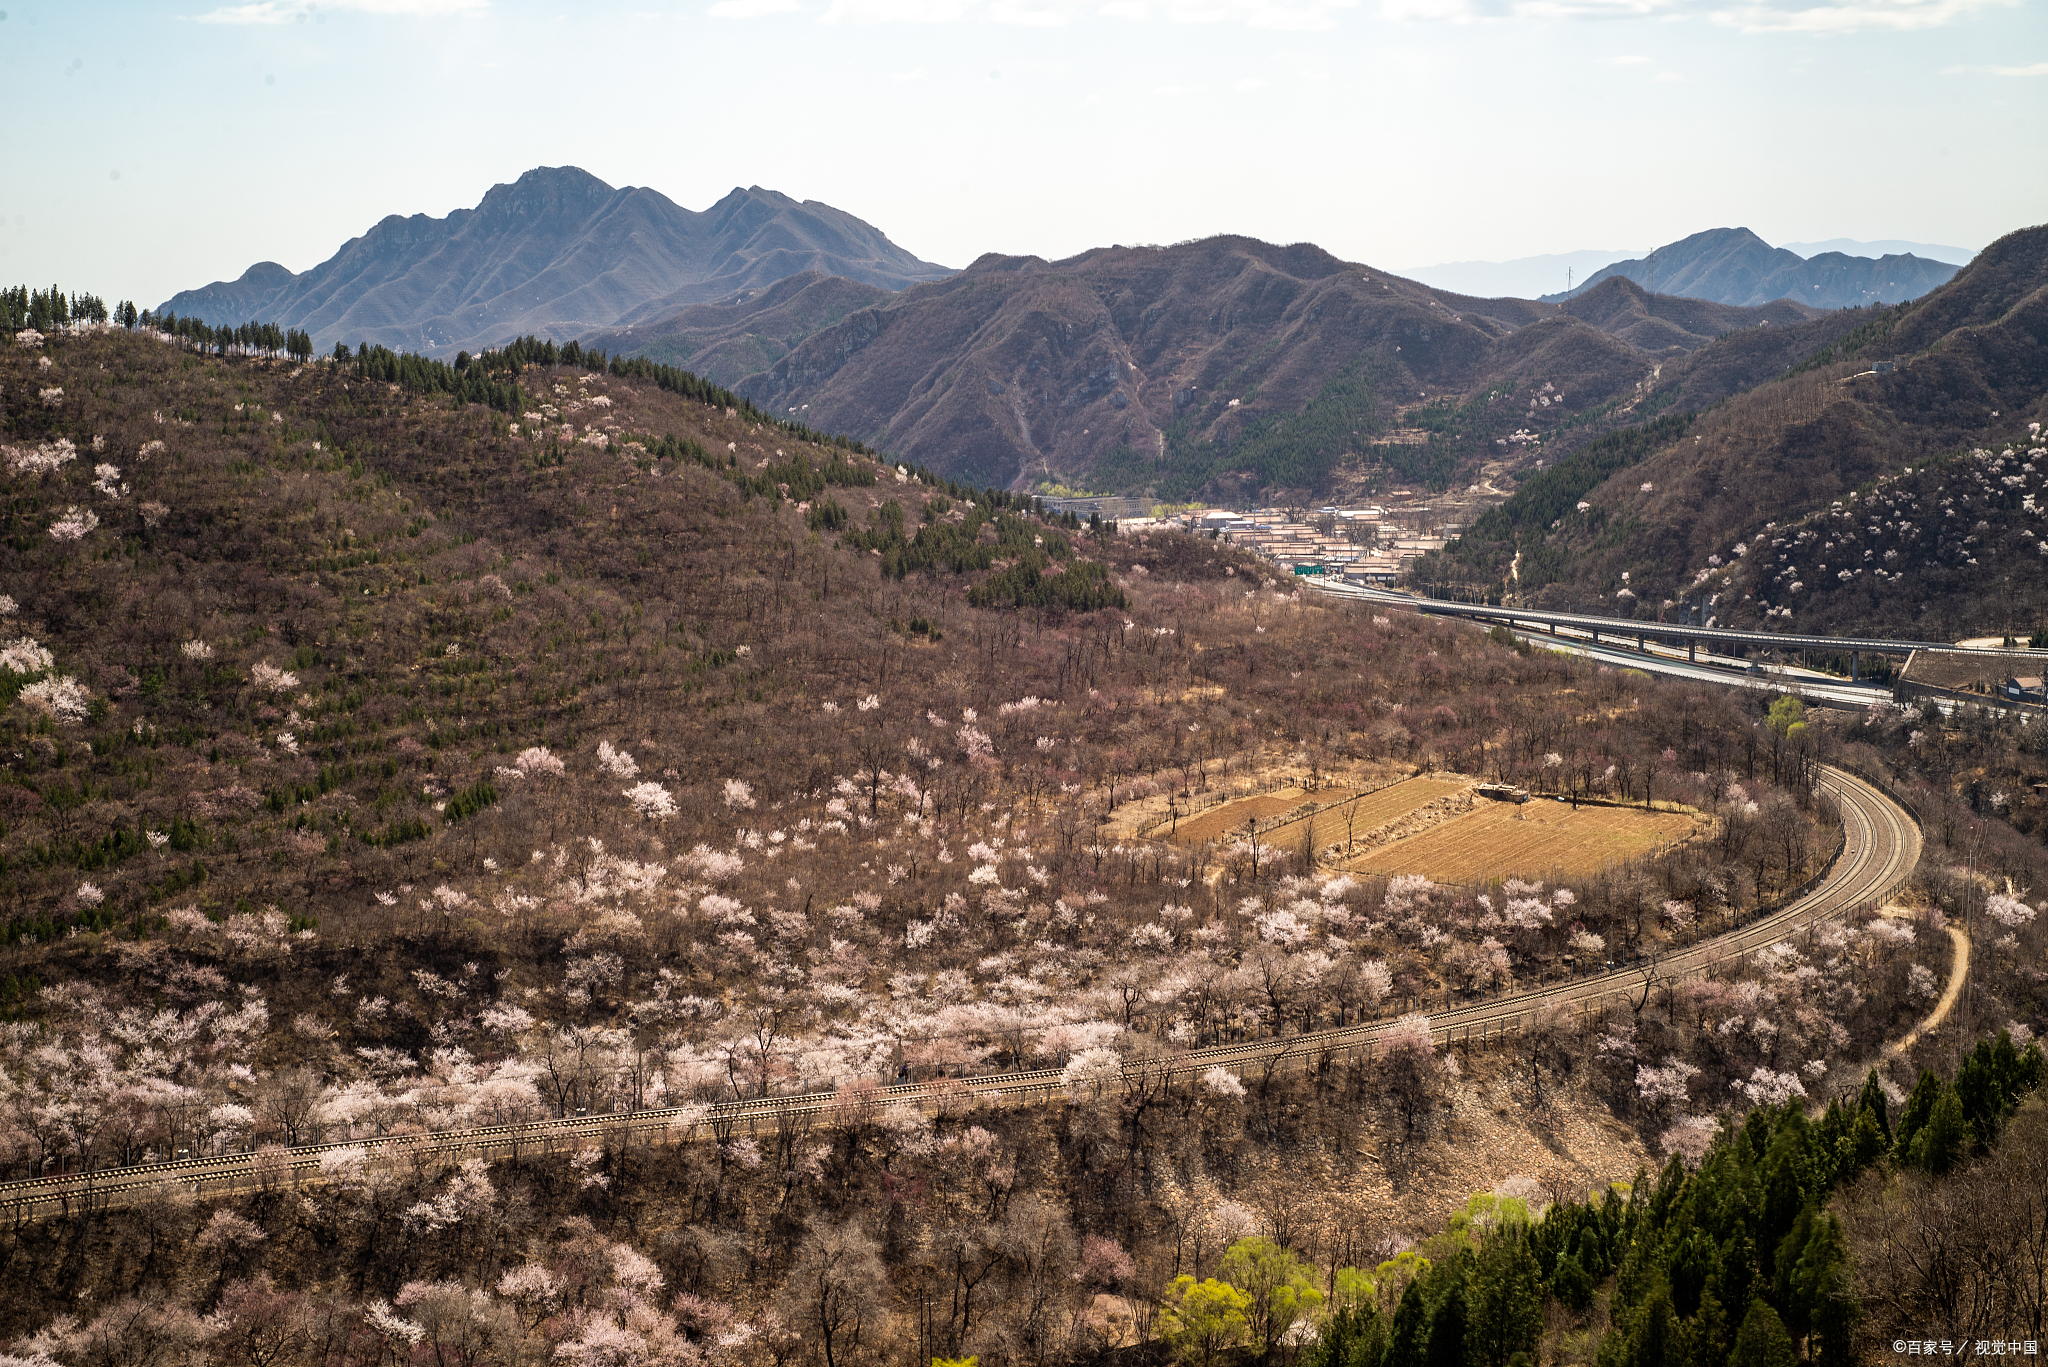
[1443,222,2048,637]
[156,167,950,356]
[637,242,1827,495]
[1778,237,1975,265]
[1403,238,1975,300]
[156,167,2005,503]
[1543,228,1960,310]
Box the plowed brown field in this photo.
[1165,788,1358,845]
[1259,776,1472,854]
[1346,799,1703,881]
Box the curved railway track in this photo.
[0,766,1918,1219]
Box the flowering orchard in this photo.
[0,322,1990,1365]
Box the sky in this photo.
[0,0,2041,309]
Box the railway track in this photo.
[0,766,1918,1220]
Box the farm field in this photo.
[1345,798,1706,881]
[1165,787,1358,845]
[1260,775,1473,855]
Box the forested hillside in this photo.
[1434,222,2048,636]
[701,238,1822,499]
[0,312,2040,1366]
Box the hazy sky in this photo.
[2,0,2041,308]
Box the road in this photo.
[1888,918,1970,1058]
[1500,626,1893,707]
[0,768,1919,1220]
[1304,579,1946,656]
[1309,579,1896,706]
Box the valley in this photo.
[0,186,2042,1367]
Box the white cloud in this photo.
[820,0,1351,21]
[1381,0,1674,19]
[1713,0,2015,28]
[193,0,485,20]
[710,0,801,14]
[988,0,1089,21]
[192,1,297,18]
[820,0,975,20]
[1989,59,2048,74]
[1379,0,2007,25]
[1139,0,1358,23]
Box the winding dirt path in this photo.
[1887,914,1971,1056]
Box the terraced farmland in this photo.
[1259,775,1473,854]
[1164,787,1357,845]
[1346,798,1706,882]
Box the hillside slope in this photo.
[1545,227,1959,309]
[582,270,896,387]
[705,237,1819,496]
[158,167,950,356]
[1442,223,2048,637]
[0,320,2021,1367]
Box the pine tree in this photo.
[1384,1278,1432,1367]
[1838,1107,1888,1178]
[1717,1230,1757,1321]
[1622,1288,1675,1367]
[1909,1084,1969,1176]
[1421,1276,1468,1367]
[1759,1116,1812,1280]
[1686,1286,1733,1367]
[1669,1229,1717,1319]
[1549,1251,1594,1314]
[1892,1069,1941,1158]
[1303,1304,1386,1367]
[1728,1300,1797,1367]
[1784,1211,1856,1365]
[1467,1236,1544,1367]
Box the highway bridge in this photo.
[1490,625,1895,708]
[0,769,1919,1221]
[1311,580,1948,663]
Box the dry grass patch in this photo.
[1348,798,1706,882]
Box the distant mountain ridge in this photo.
[1779,237,1975,266]
[1443,221,2048,637]
[658,236,1828,496]
[157,167,951,356]
[1543,227,1958,309]
[1406,236,1975,301]
[586,271,898,389]
[1400,249,1645,302]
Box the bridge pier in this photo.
[1688,639,1697,663]
[1851,651,1860,682]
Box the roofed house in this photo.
[1896,648,2048,708]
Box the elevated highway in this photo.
[1310,579,1947,660]
[1495,625,1894,708]
[0,770,1918,1220]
